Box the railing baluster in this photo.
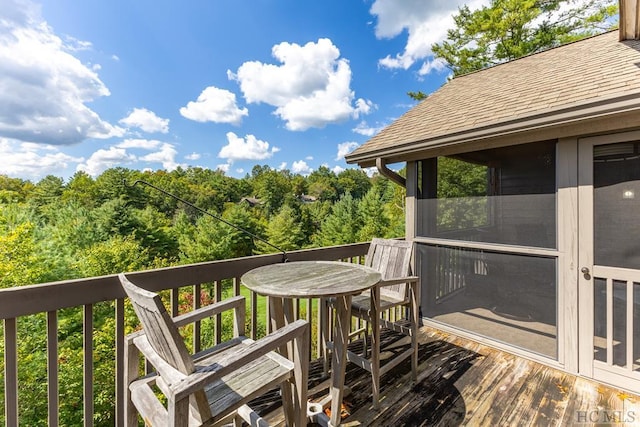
[193,284,201,353]
[170,288,179,317]
[306,298,313,359]
[233,277,241,296]
[4,317,18,427]
[47,311,59,427]
[294,298,300,319]
[84,304,94,427]
[115,298,125,427]
[251,290,258,340]
[215,281,222,344]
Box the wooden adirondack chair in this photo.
[327,238,419,409]
[120,273,309,427]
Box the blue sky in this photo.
[0,0,487,182]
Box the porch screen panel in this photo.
[419,244,558,358]
[417,141,556,249]
[594,141,640,270]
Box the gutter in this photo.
[376,158,406,188]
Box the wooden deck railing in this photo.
[0,242,370,427]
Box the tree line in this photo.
[0,165,405,289]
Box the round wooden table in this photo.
[242,261,381,427]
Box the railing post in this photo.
[4,318,18,427]
[83,304,94,427]
[115,299,125,427]
[47,311,59,427]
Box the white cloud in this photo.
[77,146,136,176]
[63,35,92,52]
[418,56,449,75]
[332,165,345,174]
[305,156,313,161]
[139,143,183,171]
[0,138,83,180]
[216,163,230,173]
[363,166,378,177]
[185,152,201,161]
[0,0,123,145]
[291,160,312,175]
[230,38,374,131]
[119,108,169,133]
[236,168,244,174]
[277,162,288,170]
[335,141,359,161]
[371,0,489,75]
[353,120,386,137]
[180,86,248,125]
[218,132,279,162]
[116,138,162,150]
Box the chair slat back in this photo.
[119,273,194,374]
[365,238,413,300]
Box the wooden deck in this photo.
[258,325,640,426]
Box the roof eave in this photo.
[346,90,640,167]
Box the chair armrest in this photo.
[133,334,188,386]
[170,319,309,401]
[378,276,419,287]
[173,295,245,328]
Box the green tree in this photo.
[177,204,263,262]
[0,175,31,203]
[94,167,144,207]
[62,171,97,208]
[299,200,332,246]
[307,166,339,202]
[28,175,64,213]
[434,0,617,77]
[315,193,362,246]
[221,203,264,258]
[358,186,391,241]
[250,167,292,215]
[0,222,45,287]
[76,236,155,277]
[337,168,372,200]
[256,204,304,253]
[409,0,618,100]
[132,206,180,260]
[178,214,229,262]
[38,202,103,281]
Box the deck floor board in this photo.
[257,325,640,426]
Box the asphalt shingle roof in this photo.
[348,31,640,163]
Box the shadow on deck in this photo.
[256,325,640,426]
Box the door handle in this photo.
[581,267,591,280]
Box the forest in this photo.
[0,164,406,425]
[0,165,406,288]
